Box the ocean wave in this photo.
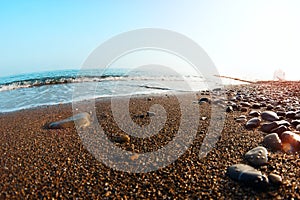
[0,75,127,92]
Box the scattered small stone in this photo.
[245,117,261,129]
[245,146,268,166]
[261,111,279,122]
[235,115,247,123]
[266,104,274,110]
[263,133,282,151]
[240,102,251,107]
[226,106,233,113]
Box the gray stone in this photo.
[296,124,300,131]
[291,120,300,126]
[263,133,282,151]
[277,120,290,127]
[245,146,268,166]
[245,117,261,129]
[261,122,279,133]
[261,111,279,122]
[271,125,288,137]
[249,110,261,117]
[227,164,269,186]
[286,111,296,119]
[48,112,91,129]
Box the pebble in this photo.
[261,122,279,133]
[227,164,269,187]
[146,111,155,117]
[245,146,268,166]
[226,106,233,113]
[286,111,296,119]
[263,133,282,151]
[240,102,251,107]
[252,103,261,109]
[277,120,290,127]
[198,97,211,104]
[261,111,279,122]
[249,110,261,117]
[48,112,91,129]
[270,125,288,137]
[296,124,300,131]
[268,173,282,185]
[281,131,300,152]
[235,115,247,123]
[245,117,261,129]
[113,135,130,143]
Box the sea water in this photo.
[0,68,239,113]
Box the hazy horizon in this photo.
[1,0,300,80]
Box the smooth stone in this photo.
[277,120,290,127]
[198,97,211,104]
[296,124,300,131]
[270,125,288,137]
[266,104,274,110]
[286,111,296,119]
[268,173,282,185]
[252,103,261,109]
[281,131,300,152]
[295,113,300,119]
[261,122,279,133]
[48,112,91,129]
[240,102,251,107]
[226,106,233,113]
[249,110,261,117]
[291,120,300,126]
[245,146,268,166]
[240,107,248,112]
[235,115,247,123]
[246,117,261,129]
[227,164,269,186]
[113,135,130,143]
[277,111,286,117]
[261,111,279,122]
[263,133,282,151]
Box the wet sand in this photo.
[0,82,299,199]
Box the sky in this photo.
[0,0,300,80]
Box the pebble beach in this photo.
[0,81,300,199]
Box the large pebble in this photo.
[245,146,268,166]
[227,164,268,186]
[263,133,282,151]
[245,117,261,129]
[281,131,300,152]
[261,122,279,133]
[48,112,91,129]
[249,110,261,117]
[268,173,282,185]
[271,125,288,137]
[261,111,279,122]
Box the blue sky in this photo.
[1,0,300,80]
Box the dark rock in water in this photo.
[249,110,261,117]
[245,146,268,166]
[268,173,282,185]
[286,111,296,119]
[226,106,233,113]
[281,131,300,152]
[245,117,261,129]
[291,120,300,126]
[227,164,269,187]
[271,125,288,137]
[48,112,91,129]
[263,133,282,151]
[261,122,279,133]
[261,111,279,122]
[252,103,261,109]
[240,102,251,107]
[198,97,211,104]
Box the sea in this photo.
[0,68,240,113]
